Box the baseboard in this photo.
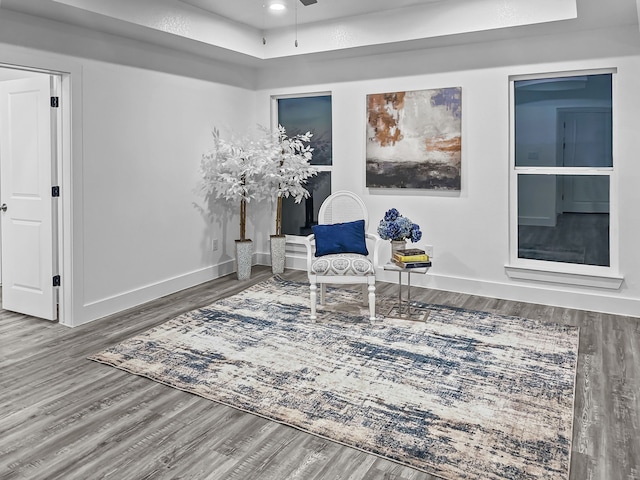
[74,259,236,327]
[518,215,557,227]
[72,251,639,327]
[254,251,272,267]
[286,251,640,317]
[403,271,640,318]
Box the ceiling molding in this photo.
[1,0,638,67]
[261,0,577,59]
[9,0,578,60]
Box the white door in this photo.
[0,76,57,320]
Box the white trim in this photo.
[0,50,83,327]
[508,69,621,286]
[0,58,77,326]
[58,70,76,327]
[509,67,618,82]
[79,249,275,327]
[419,269,634,317]
[282,255,637,316]
[508,77,518,265]
[515,167,612,175]
[254,251,272,266]
[609,70,621,277]
[504,265,623,289]
[52,72,63,320]
[518,215,556,227]
[77,260,236,327]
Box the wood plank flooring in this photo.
[1,266,639,479]
[518,212,610,267]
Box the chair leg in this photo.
[320,283,326,305]
[368,284,376,321]
[310,283,317,322]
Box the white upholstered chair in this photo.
[302,191,381,321]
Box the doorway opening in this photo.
[0,65,64,321]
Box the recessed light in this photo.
[268,2,286,11]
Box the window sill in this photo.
[284,234,308,244]
[504,265,624,290]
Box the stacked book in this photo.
[392,248,431,268]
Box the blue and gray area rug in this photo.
[89,277,578,480]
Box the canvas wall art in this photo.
[366,87,462,190]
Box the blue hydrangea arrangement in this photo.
[377,208,422,242]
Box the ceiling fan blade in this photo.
[300,0,318,5]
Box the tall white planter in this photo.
[270,235,286,274]
[235,240,253,280]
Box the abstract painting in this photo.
[366,87,462,190]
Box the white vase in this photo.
[270,235,286,275]
[390,240,406,262]
[235,239,253,280]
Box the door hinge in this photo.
[50,96,59,108]
[52,186,60,197]
[53,275,61,287]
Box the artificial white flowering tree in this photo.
[267,125,317,236]
[199,127,274,242]
[199,125,317,276]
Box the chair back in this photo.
[318,191,369,229]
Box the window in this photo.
[509,71,619,283]
[274,93,332,235]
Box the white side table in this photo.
[383,262,431,319]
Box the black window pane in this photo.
[277,96,332,166]
[518,174,609,266]
[281,172,331,236]
[515,74,612,167]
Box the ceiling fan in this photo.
[299,0,318,5]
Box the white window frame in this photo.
[270,91,333,239]
[505,69,623,289]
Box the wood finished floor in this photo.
[518,212,610,267]
[1,266,639,480]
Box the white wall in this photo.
[255,26,640,317]
[0,11,260,326]
[79,60,257,321]
[2,7,640,323]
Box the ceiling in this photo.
[179,0,438,30]
[0,0,638,66]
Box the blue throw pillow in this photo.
[312,219,369,257]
